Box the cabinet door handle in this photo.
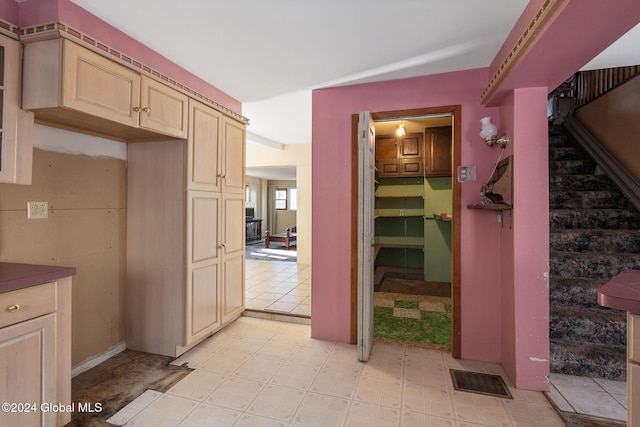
[7,304,20,313]
[133,106,141,113]
[142,107,150,113]
[218,243,226,249]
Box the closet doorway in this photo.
[351,106,461,359]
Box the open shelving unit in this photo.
[374,177,425,269]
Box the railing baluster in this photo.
[571,65,640,109]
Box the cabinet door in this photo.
[62,40,140,127]
[375,135,398,160]
[378,159,423,178]
[185,192,221,345]
[0,314,56,427]
[400,133,423,158]
[0,34,33,184]
[425,126,452,177]
[140,77,189,139]
[188,100,222,191]
[221,118,246,194]
[221,194,245,324]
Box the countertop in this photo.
[598,270,640,314]
[0,262,76,294]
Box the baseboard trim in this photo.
[242,310,311,325]
[71,341,127,378]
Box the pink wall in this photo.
[486,0,640,106]
[14,0,241,116]
[498,88,550,390]
[312,69,507,362]
[485,0,640,390]
[0,1,19,25]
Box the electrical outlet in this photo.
[27,201,48,219]
[457,166,476,182]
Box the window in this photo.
[275,189,287,210]
[289,188,297,211]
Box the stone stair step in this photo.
[550,208,640,230]
[548,133,571,146]
[549,174,615,192]
[550,229,640,253]
[549,159,597,175]
[549,146,582,161]
[550,338,626,381]
[550,190,631,209]
[549,277,606,308]
[549,125,568,136]
[549,251,640,279]
[550,305,626,347]
[548,124,638,382]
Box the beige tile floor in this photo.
[108,315,568,427]
[245,259,311,316]
[106,259,626,426]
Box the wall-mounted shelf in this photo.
[467,203,511,211]
[375,186,424,198]
[467,203,512,228]
[432,213,452,222]
[375,209,424,218]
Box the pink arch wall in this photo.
[311,69,508,363]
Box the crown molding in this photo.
[19,21,249,124]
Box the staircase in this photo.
[548,123,640,381]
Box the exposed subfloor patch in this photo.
[68,349,192,426]
[450,369,513,399]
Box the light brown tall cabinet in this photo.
[22,35,246,358]
[0,33,33,184]
[127,98,245,357]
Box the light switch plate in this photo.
[457,166,476,182]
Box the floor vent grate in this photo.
[449,369,513,399]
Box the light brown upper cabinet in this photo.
[188,99,246,194]
[23,39,188,141]
[424,126,452,177]
[0,34,33,184]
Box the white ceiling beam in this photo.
[246,131,284,151]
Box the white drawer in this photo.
[0,282,56,329]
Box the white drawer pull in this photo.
[7,304,20,313]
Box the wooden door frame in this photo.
[350,105,462,358]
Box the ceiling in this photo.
[67,0,640,177]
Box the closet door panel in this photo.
[222,118,246,194]
[190,193,220,263]
[188,100,222,191]
[222,195,245,255]
[187,264,220,341]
